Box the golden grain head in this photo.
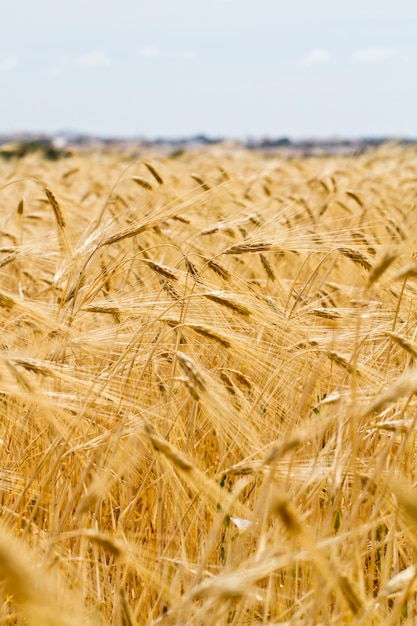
[224,241,273,254]
[144,421,194,472]
[187,323,231,348]
[362,368,417,417]
[385,332,417,358]
[145,259,178,281]
[345,190,364,207]
[367,250,398,285]
[394,262,417,280]
[83,531,124,557]
[205,290,250,316]
[206,258,231,281]
[326,350,357,375]
[175,350,207,395]
[143,161,164,185]
[271,493,302,535]
[44,185,65,228]
[190,173,211,191]
[131,176,153,190]
[337,246,371,270]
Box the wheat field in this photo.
[1,143,417,625]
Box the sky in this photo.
[0,0,416,139]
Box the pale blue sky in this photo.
[1,0,416,138]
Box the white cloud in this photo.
[139,45,196,60]
[42,66,63,79]
[75,50,113,68]
[174,50,196,60]
[139,45,161,58]
[298,48,329,68]
[0,53,18,72]
[353,47,397,62]
[173,50,197,61]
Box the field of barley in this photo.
[1,143,417,625]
